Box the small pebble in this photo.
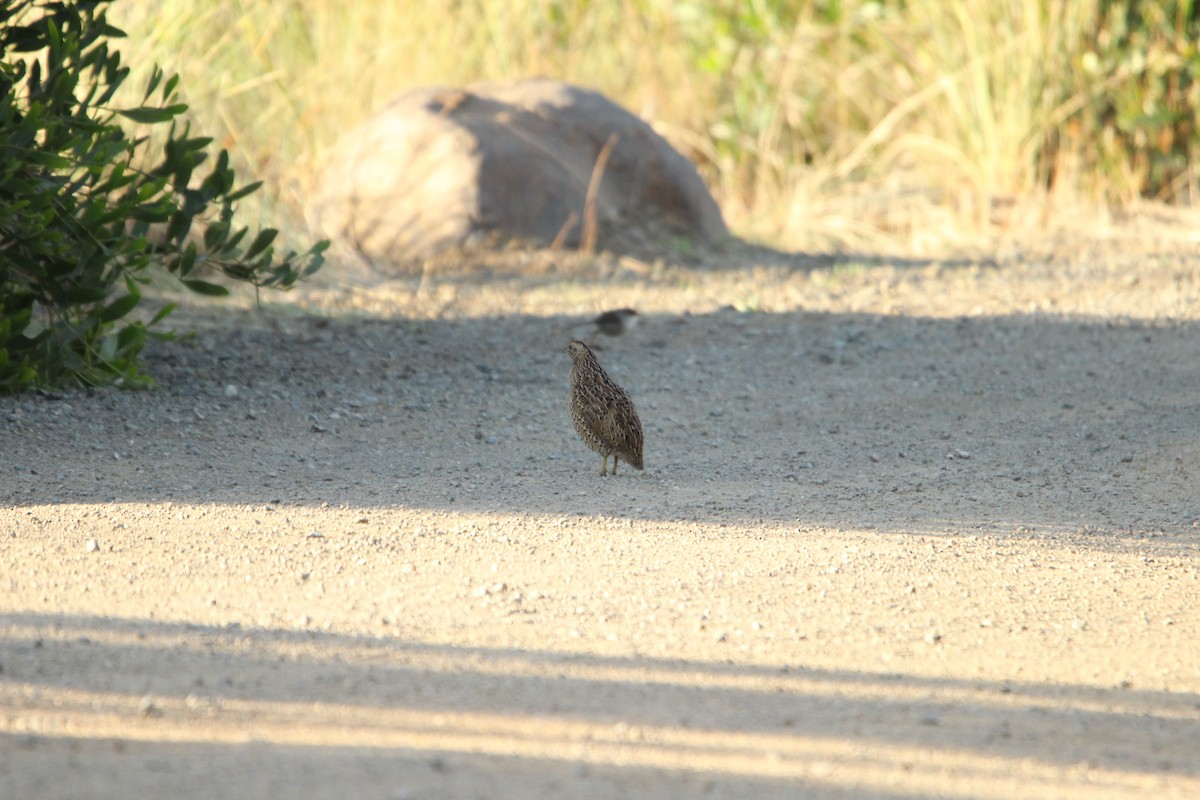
[86,539,99,553]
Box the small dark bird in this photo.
[565,340,644,476]
[578,308,638,344]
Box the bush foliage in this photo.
[0,0,326,392]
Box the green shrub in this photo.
[0,0,326,393]
[1075,1,1200,203]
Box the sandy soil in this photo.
[2,225,1199,799]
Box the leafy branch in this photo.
[0,0,327,391]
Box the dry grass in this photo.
[107,0,1197,255]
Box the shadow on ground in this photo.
[1,610,1194,798]
[2,300,1197,547]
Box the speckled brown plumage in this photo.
[565,340,644,476]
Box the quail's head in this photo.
[565,339,593,363]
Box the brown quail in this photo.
[565,340,644,476]
[575,308,638,346]
[588,308,638,337]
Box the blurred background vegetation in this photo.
[109,0,1200,254]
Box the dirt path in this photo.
[2,232,1199,799]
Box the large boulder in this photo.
[309,79,727,266]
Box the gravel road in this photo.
[2,232,1198,799]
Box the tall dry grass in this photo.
[107,0,1199,254]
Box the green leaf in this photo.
[226,180,263,202]
[142,64,163,102]
[245,228,277,259]
[116,103,188,124]
[6,24,47,53]
[203,220,229,250]
[21,150,73,169]
[220,227,248,253]
[176,241,198,275]
[93,18,128,40]
[63,285,110,304]
[182,279,230,297]
[100,292,140,322]
[164,211,191,243]
[116,323,146,351]
[179,135,214,152]
[45,18,61,50]
[149,303,177,326]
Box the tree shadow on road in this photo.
[2,300,1196,552]
[1,611,1194,799]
